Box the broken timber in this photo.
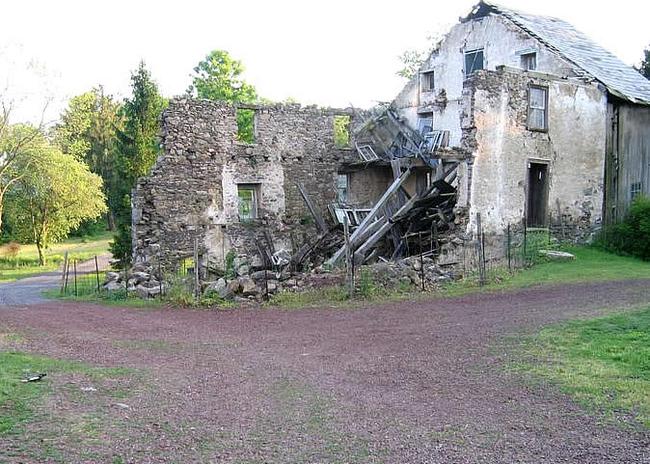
[327,163,459,267]
[297,182,328,234]
[326,167,413,266]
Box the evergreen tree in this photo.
[110,62,167,266]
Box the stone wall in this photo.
[132,98,362,272]
[461,68,606,240]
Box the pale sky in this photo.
[2,0,649,124]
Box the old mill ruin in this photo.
[126,1,650,299]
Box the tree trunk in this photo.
[107,210,116,231]
[0,194,4,236]
[37,241,45,266]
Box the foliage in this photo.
[514,307,650,428]
[225,250,237,280]
[636,46,650,79]
[333,115,351,148]
[2,241,20,260]
[595,196,650,260]
[358,269,377,298]
[188,50,257,103]
[396,49,426,79]
[188,50,258,142]
[5,143,106,265]
[110,62,167,267]
[55,87,123,231]
[0,121,44,235]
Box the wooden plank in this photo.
[353,195,418,263]
[326,167,412,266]
[296,182,328,234]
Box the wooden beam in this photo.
[326,167,413,266]
[296,182,328,234]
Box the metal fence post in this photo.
[73,260,78,297]
[94,255,100,293]
[419,231,425,291]
[508,223,512,272]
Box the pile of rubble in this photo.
[102,254,457,302]
[363,257,457,289]
[103,264,164,299]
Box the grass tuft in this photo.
[512,306,650,428]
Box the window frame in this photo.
[527,85,549,132]
[464,48,484,77]
[336,173,349,204]
[521,52,537,71]
[417,112,434,136]
[237,183,260,221]
[420,70,435,92]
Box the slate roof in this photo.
[468,1,650,105]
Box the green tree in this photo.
[637,46,650,79]
[6,140,106,265]
[396,49,426,80]
[0,118,43,236]
[54,92,95,160]
[110,62,167,266]
[188,50,258,142]
[55,87,123,230]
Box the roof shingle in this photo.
[472,1,650,105]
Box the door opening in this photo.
[527,162,548,227]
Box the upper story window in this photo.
[464,49,484,77]
[528,85,548,131]
[236,108,256,144]
[521,52,537,71]
[420,71,435,92]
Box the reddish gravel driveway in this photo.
[1,279,649,463]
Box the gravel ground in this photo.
[1,279,649,463]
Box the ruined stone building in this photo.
[132,1,650,274]
[394,1,650,232]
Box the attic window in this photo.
[521,52,537,71]
[464,49,484,77]
[420,71,435,92]
[528,85,548,131]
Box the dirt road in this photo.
[1,279,649,463]
[0,253,111,306]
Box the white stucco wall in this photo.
[467,71,606,233]
[394,14,577,147]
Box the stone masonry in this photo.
[132,99,360,272]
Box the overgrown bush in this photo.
[596,196,650,260]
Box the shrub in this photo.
[2,242,21,260]
[596,196,650,260]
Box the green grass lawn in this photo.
[443,246,650,296]
[514,306,650,428]
[0,349,131,435]
[0,232,112,283]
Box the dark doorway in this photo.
[527,162,548,227]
